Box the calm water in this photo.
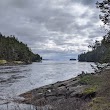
[0,60,95,109]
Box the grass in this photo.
[79,74,102,86]
[0,60,7,64]
[88,97,110,110]
[81,69,110,110]
[83,86,97,94]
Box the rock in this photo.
[20,76,86,107]
[0,60,7,65]
[13,61,24,64]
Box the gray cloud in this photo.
[0,0,105,59]
[72,0,103,6]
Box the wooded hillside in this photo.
[0,33,42,64]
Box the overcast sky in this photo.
[0,0,105,59]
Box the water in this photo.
[0,60,95,109]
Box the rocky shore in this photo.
[19,72,97,110]
[17,63,110,110]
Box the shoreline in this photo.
[19,66,110,110]
[0,60,42,66]
[19,71,96,110]
[2,63,109,110]
[0,60,29,66]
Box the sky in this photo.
[0,0,105,60]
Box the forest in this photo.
[78,36,110,63]
[0,33,42,64]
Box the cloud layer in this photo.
[0,0,104,59]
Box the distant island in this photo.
[70,58,76,61]
[0,33,42,65]
[42,59,52,60]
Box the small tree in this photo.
[97,0,110,45]
[96,0,110,26]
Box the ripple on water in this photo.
[0,61,95,110]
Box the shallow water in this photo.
[0,60,95,109]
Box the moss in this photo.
[0,60,7,64]
[79,74,102,86]
[83,86,97,94]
